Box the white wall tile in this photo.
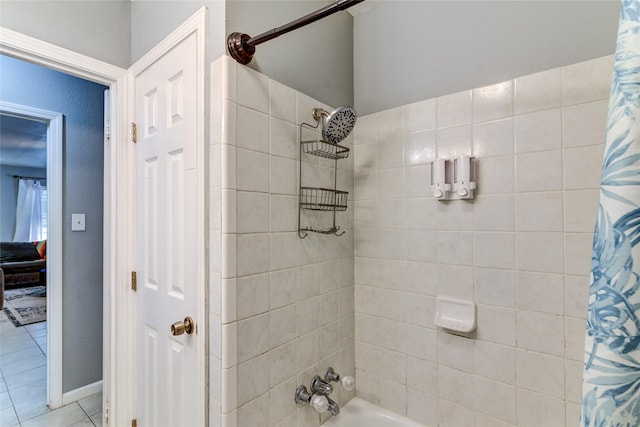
[404,261,437,295]
[437,331,474,372]
[269,79,296,124]
[437,264,474,300]
[517,311,565,357]
[437,90,472,128]
[236,106,269,153]
[565,359,583,404]
[407,388,438,426]
[270,269,297,310]
[517,389,565,427]
[437,231,473,265]
[269,341,297,388]
[563,100,608,148]
[517,271,564,315]
[405,131,435,166]
[515,109,562,153]
[270,232,297,271]
[270,156,297,195]
[407,356,437,394]
[473,118,514,158]
[270,195,297,233]
[474,377,516,424]
[237,191,269,233]
[517,232,564,274]
[270,305,297,348]
[562,55,614,106]
[237,148,269,193]
[377,106,404,141]
[515,150,562,192]
[377,139,404,169]
[237,233,270,277]
[565,317,587,362]
[405,324,437,362]
[438,365,474,408]
[475,267,516,308]
[404,292,436,329]
[237,353,270,406]
[565,275,589,319]
[515,192,563,231]
[405,98,436,134]
[476,305,516,346]
[237,65,269,113]
[563,145,605,190]
[476,155,514,195]
[237,313,269,363]
[564,189,599,233]
[473,81,513,123]
[565,233,593,276]
[516,349,565,398]
[436,125,472,159]
[473,195,515,231]
[515,68,562,115]
[474,340,516,384]
[405,165,432,198]
[238,393,269,427]
[439,400,474,427]
[236,273,270,320]
[474,232,515,269]
[270,118,297,160]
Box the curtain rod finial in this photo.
[227,32,255,65]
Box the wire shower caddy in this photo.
[298,121,350,238]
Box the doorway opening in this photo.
[0,53,106,425]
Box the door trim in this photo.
[0,101,63,408]
[129,7,208,425]
[0,27,131,425]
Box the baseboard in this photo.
[62,380,103,406]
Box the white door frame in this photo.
[0,28,134,425]
[0,101,63,408]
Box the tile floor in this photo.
[0,312,103,426]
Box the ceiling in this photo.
[0,114,47,169]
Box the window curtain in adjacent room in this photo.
[13,178,44,242]
[582,1,640,424]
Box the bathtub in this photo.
[323,398,425,427]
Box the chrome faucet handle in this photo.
[324,367,355,391]
[311,375,333,395]
[324,367,340,382]
[295,385,329,413]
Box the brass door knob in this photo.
[171,316,194,336]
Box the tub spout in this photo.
[326,397,340,416]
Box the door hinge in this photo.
[105,119,111,142]
[131,122,137,143]
[131,420,137,427]
[131,271,137,291]
[104,400,109,424]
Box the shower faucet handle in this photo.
[311,375,333,395]
[324,367,355,391]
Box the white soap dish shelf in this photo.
[434,297,476,333]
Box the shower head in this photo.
[313,106,357,144]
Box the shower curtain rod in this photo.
[12,175,46,181]
[227,0,365,64]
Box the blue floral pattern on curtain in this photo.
[583,1,640,425]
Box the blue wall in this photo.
[0,54,106,393]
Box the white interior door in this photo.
[130,9,206,427]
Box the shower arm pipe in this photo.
[227,0,365,64]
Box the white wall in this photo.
[352,55,612,426]
[354,1,620,115]
[0,0,131,68]
[0,54,106,393]
[212,56,355,426]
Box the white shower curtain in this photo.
[582,1,640,425]
[13,179,44,242]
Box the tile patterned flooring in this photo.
[0,313,103,426]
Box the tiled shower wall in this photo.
[211,56,356,427]
[353,55,613,426]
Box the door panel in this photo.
[133,25,203,427]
